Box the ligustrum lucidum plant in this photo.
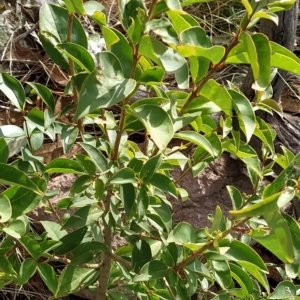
[1,0,300,299]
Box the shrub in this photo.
[0,0,300,299]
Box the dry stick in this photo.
[174,217,250,271]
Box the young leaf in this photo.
[65,0,85,15]
[226,186,243,210]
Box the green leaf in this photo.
[79,142,108,173]
[62,205,103,229]
[61,126,79,154]
[175,28,225,64]
[120,183,135,219]
[212,260,232,289]
[65,0,85,14]
[147,173,177,198]
[269,281,296,299]
[0,256,17,278]
[271,42,300,74]
[210,206,226,233]
[45,158,84,174]
[130,104,173,150]
[139,35,189,89]
[41,221,67,241]
[54,226,88,255]
[264,210,294,263]
[229,263,253,295]
[3,185,43,219]
[102,26,133,78]
[74,70,136,120]
[0,73,25,110]
[56,266,99,298]
[241,0,252,14]
[140,154,162,181]
[0,163,43,195]
[17,258,37,285]
[26,82,55,112]
[167,10,193,33]
[227,186,243,210]
[199,79,232,115]
[38,263,58,295]
[71,241,107,265]
[181,0,215,6]
[252,33,271,90]
[168,222,196,243]
[229,90,256,142]
[133,260,168,282]
[230,187,295,218]
[96,51,124,78]
[132,240,152,273]
[40,4,87,68]
[108,292,131,300]
[56,43,95,72]
[174,131,216,157]
[108,168,135,185]
[19,236,43,260]
[75,154,96,176]
[0,195,12,223]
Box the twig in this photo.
[12,22,39,45]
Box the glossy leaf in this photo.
[133,260,168,282]
[0,73,25,110]
[75,154,96,176]
[269,281,296,299]
[120,183,135,219]
[139,35,189,89]
[19,236,43,260]
[212,260,232,289]
[229,90,256,142]
[264,210,294,263]
[0,195,12,223]
[174,131,216,157]
[140,154,162,181]
[132,240,152,273]
[57,43,95,72]
[108,168,135,185]
[56,267,99,298]
[0,163,43,195]
[27,82,55,112]
[79,143,108,172]
[131,104,173,150]
[38,263,58,295]
[65,0,85,15]
[62,205,103,229]
[227,186,243,210]
[17,258,37,285]
[230,187,295,218]
[74,70,136,120]
[54,226,88,255]
[45,158,84,174]
[147,173,177,197]
[168,222,196,244]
